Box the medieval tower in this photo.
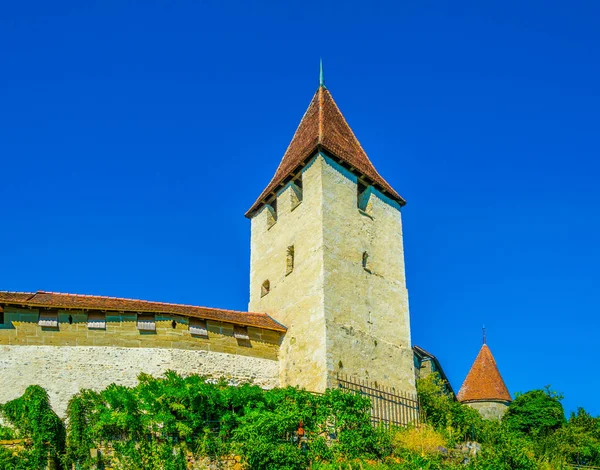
[246,71,416,395]
[457,340,512,420]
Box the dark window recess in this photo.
[271,198,277,216]
[0,306,4,324]
[291,174,303,209]
[357,181,370,211]
[68,315,73,325]
[266,198,278,228]
[286,245,295,275]
[362,251,370,271]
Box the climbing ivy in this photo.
[0,385,65,469]
[63,371,381,470]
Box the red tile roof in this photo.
[0,291,286,332]
[457,344,512,403]
[246,85,405,217]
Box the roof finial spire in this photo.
[482,325,487,345]
[319,58,325,88]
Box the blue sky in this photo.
[1,0,599,415]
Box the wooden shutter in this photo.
[137,314,156,331]
[233,325,250,340]
[189,318,208,337]
[38,310,58,328]
[87,312,106,330]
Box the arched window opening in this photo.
[261,280,271,297]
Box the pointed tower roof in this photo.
[457,344,512,403]
[245,83,405,217]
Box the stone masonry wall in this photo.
[0,307,281,415]
[249,156,328,392]
[0,307,280,360]
[249,153,416,395]
[466,401,510,420]
[320,155,415,393]
[0,345,279,416]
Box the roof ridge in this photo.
[246,84,404,217]
[320,88,399,194]
[30,290,268,317]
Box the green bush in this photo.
[1,372,598,469]
[503,387,566,437]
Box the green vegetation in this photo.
[0,372,598,469]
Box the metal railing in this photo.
[336,373,421,426]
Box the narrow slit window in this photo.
[286,245,295,275]
[189,318,208,338]
[38,310,58,329]
[362,251,370,271]
[234,325,250,340]
[261,280,270,297]
[88,312,106,330]
[137,313,156,331]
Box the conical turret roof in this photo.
[457,344,512,403]
[246,85,405,217]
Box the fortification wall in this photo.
[0,307,281,415]
[0,345,279,416]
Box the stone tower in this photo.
[246,74,415,395]
[457,343,512,420]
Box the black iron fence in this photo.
[335,373,421,427]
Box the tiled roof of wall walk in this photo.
[246,85,405,217]
[457,344,512,403]
[0,291,287,332]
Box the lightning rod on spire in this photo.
[482,325,487,345]
[319,59,324,88]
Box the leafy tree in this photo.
[503,387,566,437]
[544,407,600,466]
